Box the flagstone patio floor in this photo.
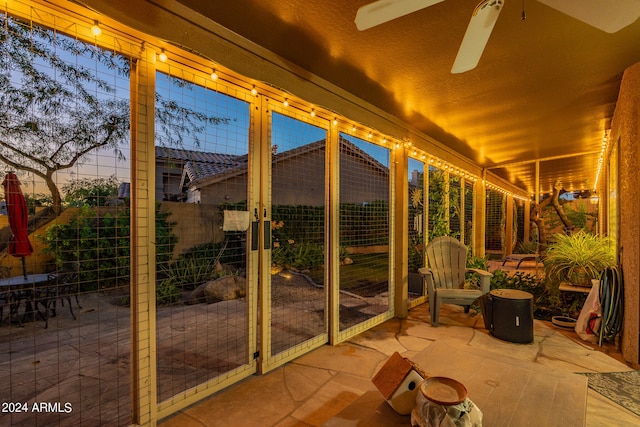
[160,301,637,427]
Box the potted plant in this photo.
[543,231,615,286]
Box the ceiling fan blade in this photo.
[537,0,640,33]
[355,0,445,31]
[451,0,504,74]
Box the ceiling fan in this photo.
[355,0,640,74]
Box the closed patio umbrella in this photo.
[2,172,33,279]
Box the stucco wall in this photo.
[159,201,223,258]
[609,62,640,368]
[0,208,77,276]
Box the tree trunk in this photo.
[45,173,63,216]
[551,193,574,232]
[530,181,576,253]
[531,195,552,252]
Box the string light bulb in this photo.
[91,21,102,36]
[158,49,167,62]
[333,117,338,126]
[251,86,257,96]
[310,108,316,117]
[210,70,218,81]
[283,98,289,107]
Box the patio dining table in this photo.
[0,273,55,326]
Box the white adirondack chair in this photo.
[419,236,492,326]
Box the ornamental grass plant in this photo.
[543,231,615,286]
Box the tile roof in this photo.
[162,137,390,189]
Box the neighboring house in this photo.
[178,136,390,206]
[155,146,246,202]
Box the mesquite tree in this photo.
[0,15,231,215]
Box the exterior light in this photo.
[283,98,289,107]
[310,108,315,117]
[251,86,257,96]
[91,21,102,36]
[210,70,218,81]
[590,194,599,205]
[158,49,167,62]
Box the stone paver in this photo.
[162,303,637,426]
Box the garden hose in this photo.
[598,266,624,346]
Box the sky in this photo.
[3,17,396,202]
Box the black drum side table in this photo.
[482,289,534,343]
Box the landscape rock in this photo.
[203,275,246,303]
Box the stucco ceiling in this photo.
[175,0,640,195]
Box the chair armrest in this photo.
[418,267,436,299]
[466,268,493,294]
[418,267,432,275]
[466,268,492,277]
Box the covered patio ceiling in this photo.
[176,0,640,196]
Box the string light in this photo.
[593,129,609,191]
[333,117,338,126]
[91,21,102,36]
[210,70,218,81]
[283,98,289,107]
[310,108,315,117]
[251,86,257,96]
[158,49,167,62]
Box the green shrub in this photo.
[156,280,181,306]
[41,204,176,294]
[408,240,424,273]
[158,256,218,289]
[565,203,588,230]
[489,269,583,320]
[272,241,324,270]
[63,176,119,207]
[466,254,488,271]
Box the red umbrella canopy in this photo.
[2,172,33,257]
